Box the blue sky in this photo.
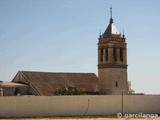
[0,0,160,94]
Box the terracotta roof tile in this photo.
[18,71,99,95]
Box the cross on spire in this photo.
[109,5,113,24]
[110,5,112,19]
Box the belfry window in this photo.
[116,81,118,88]
[120,48,123,61]
[105,48,108,61]
[101,48,103,62]
[113,47,117,61]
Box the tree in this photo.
[54,86,86,95]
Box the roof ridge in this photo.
[20,71,95,74]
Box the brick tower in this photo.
[98,7,128,95]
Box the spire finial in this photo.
[110,5,112,19]
[122,29,125,38]
[99,29,102,38]
[109,5,113,23]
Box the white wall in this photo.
[0,95,159,118]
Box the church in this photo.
[0,7,130,96]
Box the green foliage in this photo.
[54,86,86,95]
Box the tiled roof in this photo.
[1,81,28,87]
[15,71,99,96]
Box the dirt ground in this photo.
[1,117,160,120]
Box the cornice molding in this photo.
[98,63,127,69]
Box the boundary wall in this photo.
[0,95,160,118]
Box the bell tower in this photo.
[98,7,128,95]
